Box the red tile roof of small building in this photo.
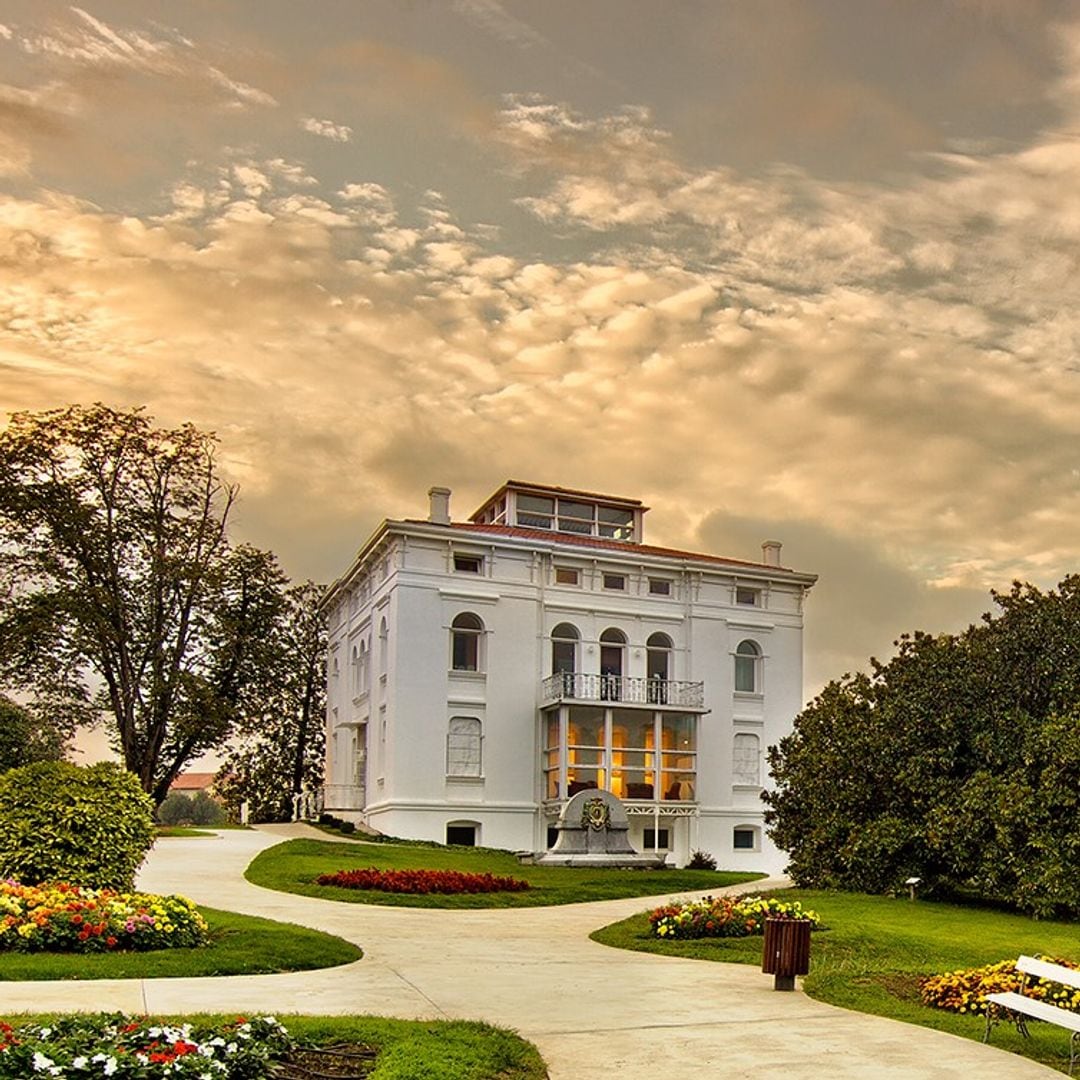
[169,772,217,791]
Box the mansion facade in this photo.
[321,481,816,870]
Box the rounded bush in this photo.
[0,761,155,890]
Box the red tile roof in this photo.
[169,772,217,791]
[424,521,792,572]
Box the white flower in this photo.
[31,1050,55,1071]
[72,1057,88,1069]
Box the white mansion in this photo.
[321,481,816,870]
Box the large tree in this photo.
[765,575,1080,916]
[216,580,326,822]
[0,404,286,802]
[0,696,66,772]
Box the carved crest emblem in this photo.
[581,796,611,831]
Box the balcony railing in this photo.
[541,672,705,709]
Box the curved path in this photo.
[0,826,1056,1079]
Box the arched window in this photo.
[600,628,626,701]
[378,617,389,677]
[551,622,579,684]
[350,644,360,696]
[647,632,672,703]
[451,613,484,672]
[734,639,761,694]
[358,639,370,696]
[446,716,482,777]
[733,733,760,785]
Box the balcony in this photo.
[541,672,705,710]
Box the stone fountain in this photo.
[535,788,667,868]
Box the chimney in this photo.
[762,539,782,567]
[428,486,451,525]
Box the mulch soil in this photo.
[274,1043,379,1078]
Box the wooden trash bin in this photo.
[762,917,811,991]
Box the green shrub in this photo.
[687,850,717,870]
[189,791,225,826]
[0,761,155,889]
[156,791,194,826]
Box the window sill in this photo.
[733,691,764,702]
[446,774,485,784]
[449,670,487,681]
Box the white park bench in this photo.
[983,955,1080,1075]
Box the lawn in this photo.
[0,907,360,980]
[246,837,764,908]
[592,888,1080,1074]
[0,1014,547,1080]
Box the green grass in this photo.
[591,888,1080,1073]
[0,1014,547,1080]
[154,826,217,837]
[246,837,764,908]
[0,907,361,980]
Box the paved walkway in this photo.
[0,826,1056,1079]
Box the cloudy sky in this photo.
[3,0,1080,698]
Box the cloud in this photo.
[0,7,279,181]
[2,11,1080,688]
[451,0,547,50]
[301,116,352,142]
[696,511,990,693]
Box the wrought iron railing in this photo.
[541,672,705,708]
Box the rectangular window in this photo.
[557,499,594,534]
[454,554,482,574]
[603,573,626,591]
[733,827,756,850]
[517,494,555,529]
[643,828,670,849]
[597,505,634,540]
[555,566,579,585]
[736,587,760,606]
[648,578,672,596]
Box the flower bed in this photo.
[920,956,1080,1016]
[0,1014,292,1079]
[648,894,822,940]
[316,867,531,895]
[0,881,208,953]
